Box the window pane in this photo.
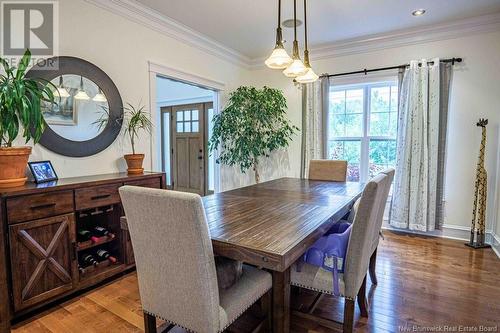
[389,112,398,137]
[345,89,363,114]
[330,91,345,114]
[369,140,396,178]
[330,114,345,138]
[344,114,363,137]
[369,112,390,136]
[176,122,183,133]
[184,121,191,132]
[176,111,183,121]
[371,86,391,113]
[192,109,199,120]
[192,121,199,132]
[390,86,398,112]
[184,110,191,121]
[328,140,361,181]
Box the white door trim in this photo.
[148,61,223,193]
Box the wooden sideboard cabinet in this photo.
[0,172,166,332]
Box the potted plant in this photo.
[209,86,298,183]
[0,50,56,188]
[95,103,152,174]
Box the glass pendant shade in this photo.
[283,58,308,77]
[92,88,108,102]
[295,67,319,83]
[265,45,293,69]
[74,76,90,100]
[55,76,70,98]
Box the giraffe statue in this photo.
[467,118,491,248]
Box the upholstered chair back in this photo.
[371,168,395,252]
[119,186,220,333]
[308,160,348,182]
[343,174,388,298]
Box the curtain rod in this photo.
[320,57,462,79]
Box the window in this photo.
[328,81,398,182]
[176,110,200,133]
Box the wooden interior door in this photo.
[172,104,205,195]
[9,214,76,311]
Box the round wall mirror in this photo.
[26,57,123,157]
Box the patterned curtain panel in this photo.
[391,58,452,231]
[301,77,330,178]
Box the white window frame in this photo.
[327,80,398,183]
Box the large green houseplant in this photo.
[209,86,298,183]
[0,50,56,188]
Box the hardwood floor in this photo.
[12,231,500,333]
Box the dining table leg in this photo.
[272,268,291,333]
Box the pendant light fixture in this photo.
[74,76,90,100]
[265,0,293,69]
[92,88,108,103]
[295,0,319,83]
[55,76,70,98]
[283,0,308,78]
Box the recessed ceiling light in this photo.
[282,19,303,28]
[412,9,426,17]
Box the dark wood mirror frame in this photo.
[26,57,123,157]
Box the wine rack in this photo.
[76,202,124,281]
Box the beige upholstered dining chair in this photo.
[346,168,395,285]
[119,186,272,333]
[309,160,348,181]
[368,168,395,285]
[291,173,390,333]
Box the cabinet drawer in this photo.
[124,177,161,189]
[7,191,74,224]
[75,184,121,210]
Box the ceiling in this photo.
[135,0,500,59]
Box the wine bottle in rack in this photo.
[77,229,93,242]
[96,249,117,264]
[93,226,110,237]
[82,254,98,267]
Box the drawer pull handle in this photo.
[91,194,111,201]
[30,203,56,210]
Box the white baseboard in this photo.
[491,233,500,258]
[382,223,500,259]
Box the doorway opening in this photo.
[156,76,217,195]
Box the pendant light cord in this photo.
[278,0,281,28]
[294,0,297,41]
[304,0,308,51]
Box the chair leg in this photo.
[357,275,369,318]
[343,299,355,333]
[144,312,156,333]
[369,247,378,285]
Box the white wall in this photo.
[16,0,249,178]
[247,31,500,233]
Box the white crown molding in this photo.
[250,12,500,69]
[83,0,252,68]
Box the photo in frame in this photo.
[28,161,59,184]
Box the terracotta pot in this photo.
[0,147,32,188]
[124,154,145,175]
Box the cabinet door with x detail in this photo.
[9,213,76,311]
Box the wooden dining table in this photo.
[203,177,364,333]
